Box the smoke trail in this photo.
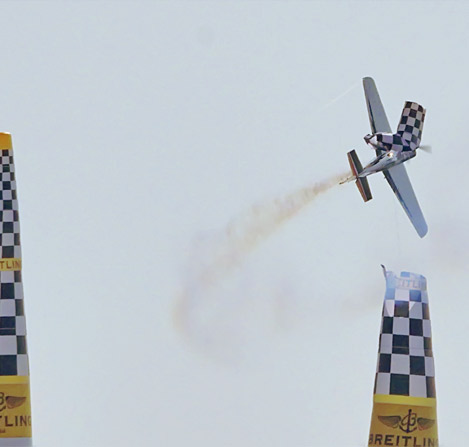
[174,170,349,357]
[201,171,348,284]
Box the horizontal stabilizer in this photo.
[356,177,372,202]
[347,150,372,202]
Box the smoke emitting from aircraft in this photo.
[198,170,347,283]
[175,170,349,354]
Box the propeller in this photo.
[406,145,432,166]
[419,145,432,153]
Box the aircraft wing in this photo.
[363,76,428,237]
[383,164,428,238]
[363,77,392,142]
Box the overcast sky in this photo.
[0,1,467,446]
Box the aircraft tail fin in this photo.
[347,149,372,202]
[396,101,426,150]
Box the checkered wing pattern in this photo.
[396,101,426,151]
[376,133,409,153]
[0,148,28,376]
[374,270,435,399]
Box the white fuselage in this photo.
[359,132,417,178]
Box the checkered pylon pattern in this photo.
[0,148,28,376]
[396,101,426,151]
[374,270,435,399]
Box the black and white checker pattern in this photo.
[374,271,435,399]
[0,150,20,259]
[375,132,409,153]
[397,101,426,151]
[0,149,28,376]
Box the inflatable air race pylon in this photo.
[368,267,438,447]
[0,134,32,446]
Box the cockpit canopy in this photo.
[364,133,378,147]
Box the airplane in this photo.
[342,77,428,238]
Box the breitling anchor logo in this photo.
[378,409,435,433]
[0,392,26,413]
